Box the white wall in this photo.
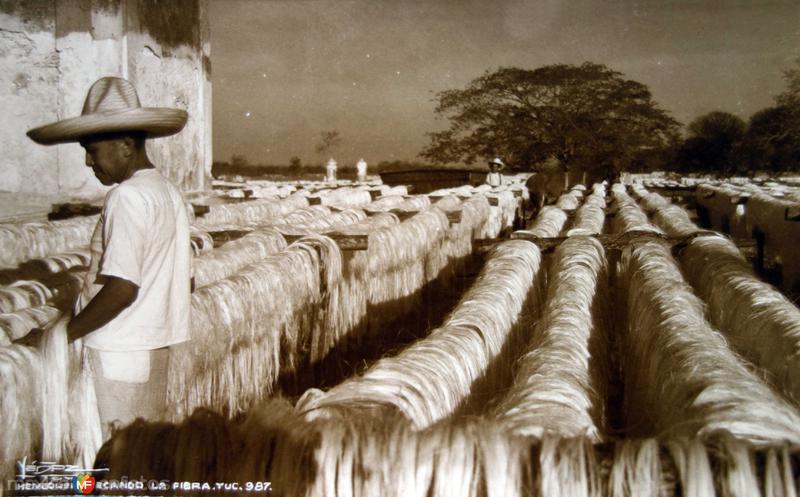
[0,0,211,198]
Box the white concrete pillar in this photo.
[326,158,338,182]
[356,158,367,182]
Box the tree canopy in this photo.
[315,130,342,155]
[776,58,800,108]
[668,58,800,176]
[676,111,746,175]
[736,105,800,174]
[420,63,680,175]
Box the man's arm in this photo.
[67,275,139,342]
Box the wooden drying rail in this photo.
[207,230,251,247]
[192,204,211,218]
[48,202,102,221]
[323,203,464,224]
[283,232,368,251]
[206,229,369,251]
[190,202,256,219]
[429,194,503,206]
[360,208,462,224]
[474,229,735,256]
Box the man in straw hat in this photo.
[485,157,505,187]
[26,76,192,437]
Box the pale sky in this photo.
[210,0,800,167]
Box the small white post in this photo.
[356,158,367,182]
[326,158,338,182]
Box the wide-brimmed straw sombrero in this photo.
[488,157,505,169]
[27,77,188,145]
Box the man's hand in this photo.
[67,275,139,342]
[14,327,45,348]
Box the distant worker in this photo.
[525,156,567,219]
[485,157,505,187]
[25,76,192,438]
[356,158,368,182]
[325,158,338,182]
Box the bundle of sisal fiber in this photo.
[315,212,402,354]
[651,203,700,238]
[194,204,364,275]
[167,235,342,419]
[192,228,287,288]
[275,208,367,232]
[293,413,528,497]
[366,194,432,213]
[293,235,345,365]
[97,401,800,497]
[320,196,488,353]
[364,208,449,315]
[618,237,800,444]
[0,251,90,329]
[0,215,97,269]
[296,240,542,429]
[18,249,92,275]
[635,190,670,213]
[556,191,581,210]
[437,195,491,277]
[248,184,297,199]
[0,319,102,479]
[193,193,309,229]
[495,190,519,230]
[276,205,334,226]
[431,194,462,210]
[0,280,53,313]
[375,185,408,197]
[568,184,607,236]
[641,195,800,408]
[0,343,42,480]
[314,187,373,209]
[611,187,663,234]
[493,236,609,441]
[520,206,570,238]
[681,234,800,406]
[478,190,517,238]
[0,305,61,343]
[632,188,702,238]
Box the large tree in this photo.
[676,111,746,175]
[735,58,800,174]
[737,105,800,174]
[776,57,800,108]
[420,63,680,175]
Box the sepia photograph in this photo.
[1,0,800,495]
